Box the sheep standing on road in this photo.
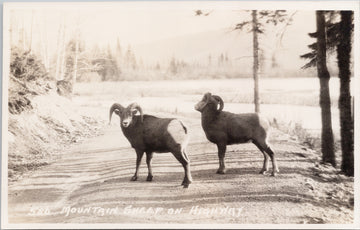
[109,102,193,188]
[194,92,279,176]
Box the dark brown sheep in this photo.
[109,102,193,188]
[194,92,279,176]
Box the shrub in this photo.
[8,46,52,114]
[10,47,49,81]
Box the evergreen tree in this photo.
[301,11,354,173]
[337,11,354,176]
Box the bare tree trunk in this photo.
[59,23,67,80]
[72,31,80,92]
[252,10,260,113]
[20,18,26,50]
[34,12,49,72]
[337,11,354,176]
[116,37,122,74]
[55,20,63,80]
[40,25,50,72]
[316,11,335,166]
[28,10,34,53]
[39,21,50,72]
[55,17,67,80]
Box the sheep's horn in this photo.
[213,95,224,112]
[129,103,144,123]
[109,103,124,124]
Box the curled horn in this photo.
[204,92,212,102]
[109,103,124,124]
[129,103,144,123]
[212,95,224,112]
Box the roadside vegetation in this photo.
[8,46,103,181]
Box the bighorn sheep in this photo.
[194,92,279,176]
[109,102,193,188]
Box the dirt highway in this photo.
[7,119,353,225]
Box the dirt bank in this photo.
[8,91,104,182]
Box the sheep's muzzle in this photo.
[121,117,132,128]
[194,101,206,112]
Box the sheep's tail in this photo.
[179,120,188,134]
[179,120,190,161]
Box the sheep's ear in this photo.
[132,109,139,116]
[114,109,121,115]
[129,103,144,122]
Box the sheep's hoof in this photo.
[216,169,226,174]
[146,175,153,181]
[182,178,192,188]
[259,170,268,175]
[181,179,191,186]
[130,176,138,181]
[271,172,278,177]
[182,181,191,188]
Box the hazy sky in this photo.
[6,1,317,48]
[4,1,327,71]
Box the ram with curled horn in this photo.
[195,92,279,176]
[109,102,193,188]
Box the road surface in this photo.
[7,120,353,225]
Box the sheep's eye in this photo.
[132,110,139,115]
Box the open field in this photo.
[74,77,350,106]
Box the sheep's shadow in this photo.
[103,176,134,184]
[190,165,312,181]
[69,162,349,212]
[100,164,314,186]
[73,173,340,212]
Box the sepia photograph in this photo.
[1,1,359,228]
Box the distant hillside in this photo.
[133,19,317,74]
[134,28,252,65]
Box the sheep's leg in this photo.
[216,143,226,174]
[172,150,192,188]
[131,150,144,181]
[264,146,279,177]
[253,140,269,174]
[259,151,270,175]
[146,151,154,181]
[258,149,269,175]
[181,150,193,186]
